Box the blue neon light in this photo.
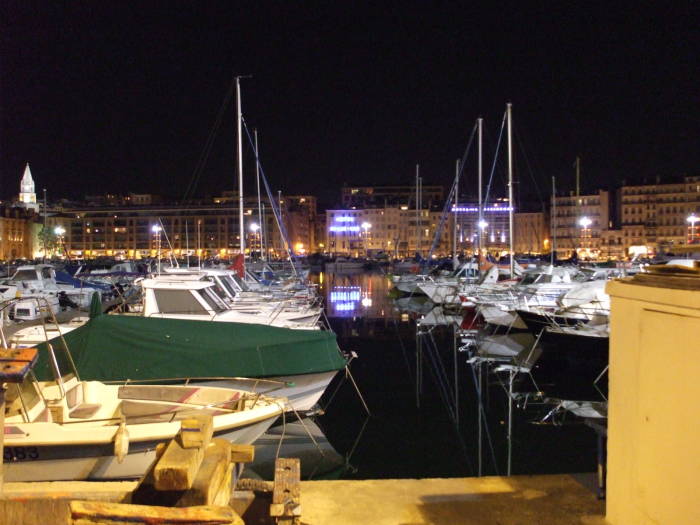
[330,290,361,302]
[335,302,356,311]
[329,226,361,233]
[335,216,355,222]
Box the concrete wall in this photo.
[606,280,700,525]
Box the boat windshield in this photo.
[153,289,208,314]
[10,269,39,282]
[519,273,540,285]
[232,274,251,292]
[218,276,239,297]
[204,277,230,301]
[197,288,227,313]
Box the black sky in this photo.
[1,2,698,208]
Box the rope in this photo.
[180,77,236,205]
[425,122,478,263]
[469,362,500,475]
[483,110,507,209]
[241,120,298,279]
[236,478,274,492]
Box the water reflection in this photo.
[248,418,350,480]
[314,271,400,321]
[314,270,601,479]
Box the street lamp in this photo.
[361,222,371,258]
[151,224,162,274]
[687,214,699,244]
[249,223,260,258]
[54,225,66,258]
[578,216,592,256]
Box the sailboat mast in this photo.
[236,77,245,261]
[254,129,264,261]
[507,103,514,278]
[415,164,420,258]
[477,117,483,267]
[552,176,557,265]
[453,159,459,270]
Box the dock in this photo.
[1,473,604,524]
[300,475,604,525]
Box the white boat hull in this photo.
[200,370,340,413]
[3,417,276,482]
[478,305,527,329]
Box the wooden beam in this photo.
[176,439,231,507]
[69,500,242,524]
[270,458,301,524]
[153,417,213,491]
[179,414,214,449]
[230,444,255,463]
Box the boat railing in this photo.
[103,375,287,404]
[0,296,81,398]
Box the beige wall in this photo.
[606,280,700,525]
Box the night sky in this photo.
[1,2,698,208]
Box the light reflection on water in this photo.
[312,270,600,480]
[312,271,400,320]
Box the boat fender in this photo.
[114,420,130,463]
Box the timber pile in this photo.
[68,414,254,524]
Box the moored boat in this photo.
[3,345,284,482]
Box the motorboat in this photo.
[2,344,284,482]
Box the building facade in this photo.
[513,211,549,255]
[619,176,700,254]
[53,193,317,259]
[0,206,37,260]
[551,190,610,259]
[325,207,450,258]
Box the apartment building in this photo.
[551,190,610,259]
[325,207,450,258]
[619,176,700,253]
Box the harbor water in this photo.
[312,270,601,480]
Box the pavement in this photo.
[298,474,607,525]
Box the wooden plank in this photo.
[270,458,301,522]
[176,439,231,507]
[230,443,254,463]
[179,414,214,449]
[154,434,208,491]
[0,347,39,382]
[212,464,233,507]
[69,500,242,524]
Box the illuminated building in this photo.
[619,175,700,254]
[325,207,450,258]
[551,190,610,259]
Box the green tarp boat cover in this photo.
[36,314,347,382]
